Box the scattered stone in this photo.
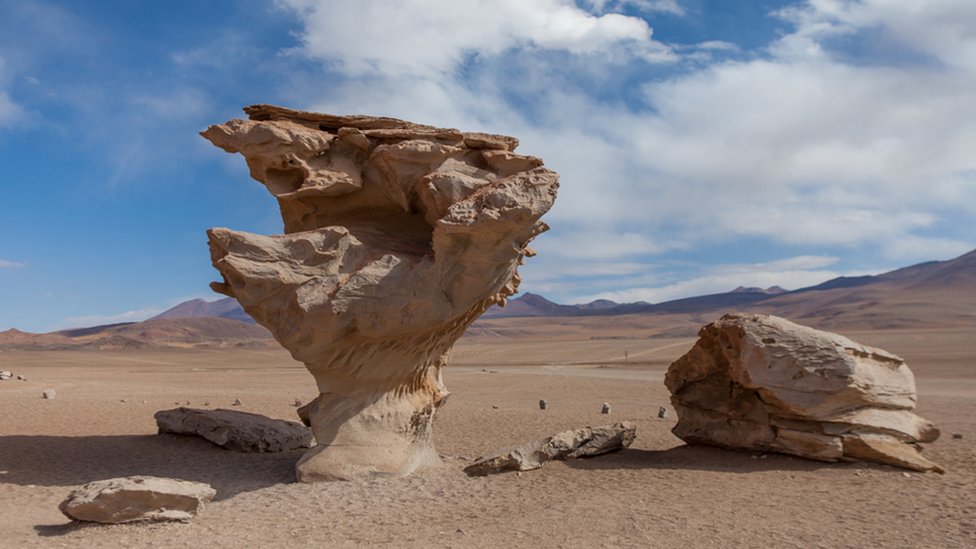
[203,105,558,482]
[601,403,611,414]
[952,433,963,439]
[464,422,636,476]
[232,398,243,406]
[492,405,499,409]
[17,375,26,381]
[539,399,548,410]
[0,370,12,380]
[59,476,215,524]
[666,314,944,473]
[184,401,191,406]
[203,401,210,406]
[155,407,314,452]
[658,406,668,419]
[120,399,128,403]
[42,388,56,400]
[292,398,302,407]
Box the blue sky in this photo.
[1,0,974,332]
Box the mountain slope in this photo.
[151,297,254,323]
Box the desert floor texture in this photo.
[2,319,975,548]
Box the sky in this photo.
[1,0,974,332]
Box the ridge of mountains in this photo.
[2,248,974,350]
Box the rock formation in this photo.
[666,314,943,472]
[155,407,314,452]
[202,105,558,481]
[464,422,636,476]
[60,476,216,523]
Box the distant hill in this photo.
[4,248,973,349]
[1,318,271,351]
[151,297,254,323]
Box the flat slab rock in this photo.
[665,313,943,473]
[464,422,636,476]
[60,476,215,524]
[155,407,314,452]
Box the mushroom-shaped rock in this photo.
[665,314,943,473]
[59,476,216,523]
[202,105,558,481]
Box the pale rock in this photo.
[202,105,558,481]
[0,370,11,380]
[464,422,636,476]
[59,476,215,524]
[42,388,55,399]
[666,314,943,473]
[601,403,611,414]
[155,407,314,453]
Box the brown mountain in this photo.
[150,297,254,323]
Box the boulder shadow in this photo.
[0,433,303,501]
[562,444,859,474]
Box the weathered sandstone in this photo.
[59,476,216,523]
[464,422,636,476]
[666,314,943,472]
[202,105,558,481]
[155,407,314,452]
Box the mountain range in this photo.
[2,248,973,350]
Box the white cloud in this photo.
[278,0,673,76]
[0,54,23,127]
[580,255,855,304]
[55,307,164,330]
[0,259,25,269]
[277,0,976,301]
[585,0,685,16]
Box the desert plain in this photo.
[1,314,974,548]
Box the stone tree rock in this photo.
[666,314,943,472]
[155,407,314,452]
[60,476,216,523]
[202,105,558,481]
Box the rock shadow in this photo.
[0,433,303,501]
[562,444,862,474]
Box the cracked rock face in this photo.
[202,105,558,482]
[665,314,943,473]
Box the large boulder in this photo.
[665,314,943,473]
[155,407,314,452]
[464,422,636,476]
[202,105,558,481]
[59,476,215,523]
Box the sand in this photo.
[2,326,975,547]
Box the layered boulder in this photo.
[155,407,314,452]
[665,314,943,472]
[202,105,558,481]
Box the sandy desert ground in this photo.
[2,322,975,548]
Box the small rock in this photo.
[292,398,302,407]
[184,401,191,406]
[0,371,11,380]
[18,375,27,381]
[42,389,56,400]
[59,476,215,523]
[203,401,210,407]
[539,399,548,410]
[120,399,128,403]
[464,422,637,476]
[658,406,668,419]
[952,433,963,439]
[902,472,912,478]
[601,403,611,414]
[232,398,243,406]
[492,405,499,409]
[456,528,466,535]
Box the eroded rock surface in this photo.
[464,422,636,476]
[202,105,558,481]
[59,476,216,523]
[155,407,314,452]
[666,314,943,472]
